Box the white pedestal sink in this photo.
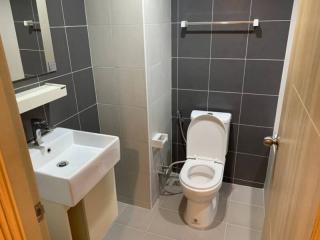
[29,128,120,240]
[29,128,120,207]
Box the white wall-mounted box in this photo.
[16,83,67,114]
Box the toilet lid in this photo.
[179,159,223,190]
[187,114,226,163]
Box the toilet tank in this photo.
[190,110,232,155]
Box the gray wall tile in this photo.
[79,105,100,133]
[208,92,242,123]
[244,60,284,95]
[73,68,96,111]
[213,0,251,21]
[40,28,71,80]
[240,94,278,127]
[61,0,87,25]
[44,74,78,125]
[237,125,273,156]
[172,89,177,116]
[210,59,245,92]
[178,0,213,22]
[9,0,34,21]
[20,50,44,76]
[212,25,248,58]
[228,124,238,152]
[57,115,81,130]
[172,24,178,57]
[251,0,294,20]
[172,58,177,88]
[46,0,65,26]
[179,26,212,58]
[224,152,236,179]
[247,22,290,59]
[66,27,91,71]
[178,90,207,118]
[235,153,268,183]
[171,0,178,22]
[178,58,210,90]
[14,22,39,50]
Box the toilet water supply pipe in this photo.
[160,110,187,195]
[165,110,186,178]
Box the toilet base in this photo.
[184,194,219,229]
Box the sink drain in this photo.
[57,161,69,168]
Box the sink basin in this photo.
[29,128,120,207]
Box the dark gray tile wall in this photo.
[172,0,293,188]
[13,0,100,142]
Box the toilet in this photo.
[179,110,231,229]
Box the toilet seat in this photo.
[179,159,224,191]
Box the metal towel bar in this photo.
[180,19,259,28]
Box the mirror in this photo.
[0,0,56,81]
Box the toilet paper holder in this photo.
[151,133,168,149]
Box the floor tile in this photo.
[104,223,145,240]
[225,201,265,230]
[229,185,264,207]
[147,207,226,240]
[143,232,176,240]
[225,224,262,240]
[159,194,184,212]
[116,204,154,231]
[118,201,128,215]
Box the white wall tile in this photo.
[112,25,145,67]
[88,26,114,67]
[117,140,150,173]
[98,103,121,136]
[115,169,150,205]
[118,106,148,142]
[85,0,111,25]
[143,0,171,24]
[110,0,143,25]
[116,68,147,107]
[94,67,119,105]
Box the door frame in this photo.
[0,37,50,239]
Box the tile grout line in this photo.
[233,0,254,183]
[59,0,82,129]
[14,66,91,91]
[172,88,279,97]
[175,0,180,161]
[172,56,285,61]
[206,0,215,111]
[83,0,102,133]
[53,103,97,127]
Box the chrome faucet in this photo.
[31,119,51,146]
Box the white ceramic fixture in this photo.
[16,83,67,114]
[29,128,120,207]
[179,110,231,229]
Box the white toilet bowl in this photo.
[179,111,231,229]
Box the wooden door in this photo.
[263,0,320,239]
[0,38,50,239]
